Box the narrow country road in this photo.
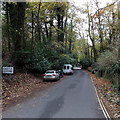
[2,70,105,118]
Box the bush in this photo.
[96,48,120,91]
[2,61,13,67]
[95,66,105,77]
[12,42,78,73]
[32,56,51,72]
[107,61,120,74]
[13,50,32,69]
[80,58,91,69]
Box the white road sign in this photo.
[3,67,14,74]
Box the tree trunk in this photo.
[6,2,11,52]
[8,2,26,51]
[44,22,49,39]
[88,12,97,62]
[69,20,73,53]
[57,11,61,42]
[57,7,64,43]
[31,10,34,52]
[117,1,120,62]
[64,15,67,48]
[98,16,103,53]
[37,2,42,43]
[95,1,103,53]
[60,15,64,43]
[112,10,116,43]
[49,22,52,42]
[107,15,112,44]
[49,14,53,42]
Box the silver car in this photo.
[43,70,60,81]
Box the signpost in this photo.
[2,67,14,81]
[3,67,14,74]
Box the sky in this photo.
[72,0,113,8]
[68,0,115,44]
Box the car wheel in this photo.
[43,79,46,82]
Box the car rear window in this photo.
[67,66,69,69]
[64,66,66,69]
[46,71,55,73]
[64,66,70,69]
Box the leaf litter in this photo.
[85,70,120,118]
[2,73,59,111]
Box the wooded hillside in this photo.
[2,1,120,91]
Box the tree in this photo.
[8,2,26,51]
[86,4,97,62]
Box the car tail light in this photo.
[52,74,56,76]
[43,74,46,76]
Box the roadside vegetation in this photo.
[79,1,120,92]
[1,0,120,114]
[2,2,77,73]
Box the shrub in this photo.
[12,42,78,73]
[96,48,120,91]
[95,66,105,77]
[80,58,91,69]
[32,56,51,72]
[2,61,13,67]
[13,50,32,69]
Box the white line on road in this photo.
[90,77,111,120]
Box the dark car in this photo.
[57,70,64,78]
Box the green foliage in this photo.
[80,58,91,69]
[96,47,120,91]
[13,50,32,69]
[12,41,77,72]
[2,2,77,73]
[107,62,120,74]
[2,61,13,67]
[97,48,120,74]
[95,66,105,77]
[97,50,118,68]
[31,47,77,71]
[32,56,51,72]
[59,54,77,65]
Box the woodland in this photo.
[2,1,120,91]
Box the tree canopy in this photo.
[2,1,120,90]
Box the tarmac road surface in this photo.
[2,69,105,118]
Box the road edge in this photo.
[90,77,111,120]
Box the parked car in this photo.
[43,70,60,81]
[57,70,64,78]
[63,64,74,74]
